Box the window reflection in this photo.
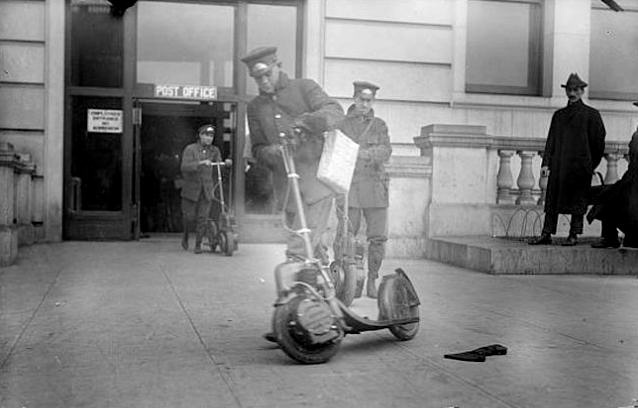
[246,4,297,95]
[136,1,234,87]
[70,0,123,88]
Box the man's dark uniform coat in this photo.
[180,142,221,202]
[338,105,392,208]
[542,99,606,215]
[247,72,344,209]
[587,130,638,243]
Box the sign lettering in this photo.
[154,84,218,101]
[87,109,123,133]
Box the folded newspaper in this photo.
[317,129,359,194]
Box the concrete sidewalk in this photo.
[1,239,637,408]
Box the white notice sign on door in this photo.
[87,109,123,133]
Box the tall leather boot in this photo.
[366,240,385,299]
[181,219,190,250]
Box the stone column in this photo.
[414,124,494,238]
[516,151,536,205]
[603,153,621,185]
[496,150,515,204]
[0,142,19,266]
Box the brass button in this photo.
[279,132,286,137]
[274,114,281,119]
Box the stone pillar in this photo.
[603,153,621,185]
[385,156,431,258]
[516,151,536,205]
[414,124,495,237]
[0,142,19,266]
[14,153,36,246]
[496,150,515,204]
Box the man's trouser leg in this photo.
[569,213,584,236]
[541,212,558,235]
[363,207,388,298]
[181,198,197,250]
[286,196,334,260]
[194,192,212,252]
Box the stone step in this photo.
[425,236,638,275]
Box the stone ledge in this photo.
[425,236,638,275]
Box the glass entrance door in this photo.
[136,101,232,236]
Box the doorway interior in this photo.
[138,101,233,234]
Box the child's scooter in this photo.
[269,129,420,364]
[207,160,238,256]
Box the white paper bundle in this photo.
[317,129,359,194]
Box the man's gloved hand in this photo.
[259,144,282,166]
[294,113,328,137]
[224,158,233,167]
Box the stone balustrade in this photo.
[413,124,632,243]
[495,140,629,206]
[0,143,40,266]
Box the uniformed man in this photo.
[333,81,392,298]
[529,73,606,246]
[241,46,344,260]
[180,124,230,254]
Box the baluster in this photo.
[496,150,515,204]
[603,153,621,185]
[516,150,536,205]
[538,151,548,206]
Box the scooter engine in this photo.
[290,297,339,345]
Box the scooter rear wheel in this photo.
[273,296,341,364]
[329,261,357,307]
[378,275,420,341]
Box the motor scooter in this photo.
[206,161,239,256]
[269,129,420,364]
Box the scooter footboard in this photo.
[339,303,419,334]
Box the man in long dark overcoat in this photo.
[333,81,392,298]
[530,73,606,246]
[242,46,344,259]
[587,102,638,249]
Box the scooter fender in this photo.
[390,268,421,307]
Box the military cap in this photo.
[353,80,380,97]
[241,46,278,77]
[561,73,588,89]
[197,124,215,136]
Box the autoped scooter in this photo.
[206,160,238,256]
[268,128,420,364]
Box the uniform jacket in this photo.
[338,105,392,208]
[247,72,344,208]
[542,99,606,215]
[180,142,221,202]
[587,130,638,236]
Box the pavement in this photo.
[1,238,637,408]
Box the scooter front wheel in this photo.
[217,230,234,256]
[273,296,341,364]
[378,274,420,341]
[329,261,357,307]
